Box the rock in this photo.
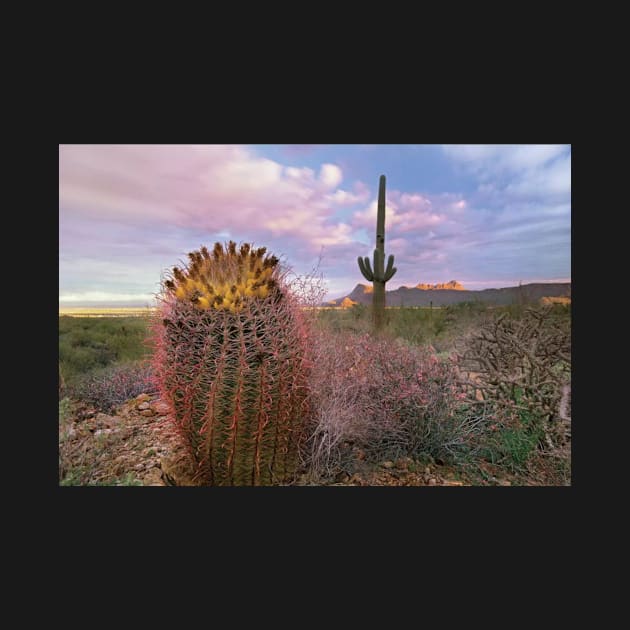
[381,461,394,469]
[95,413,117,427]
[140,409,155,417]
[152,401,170,416]
[498,480,512,486]
[94,428,113,438]
[396,457,413,470]
[142,468,164,486]
[60,426,76,442]
[428,478,437,485]
[415,280,465,291]
[424,466,431,475]
[136,393,150,403]
[137,402,150,411]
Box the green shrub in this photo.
[59,397,72,421]
[59,316,151,387]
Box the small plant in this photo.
[497,425,540,471]
[69,361,156,412]
[63,473,144,486]
[59,397,73,424]
[350,302,368,321]
[106,473,143,486]
[60,468,87,486]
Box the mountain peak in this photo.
[350,283,373,295]
[415,280,466,291]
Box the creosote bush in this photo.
[70,361,156,412]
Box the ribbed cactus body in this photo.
[153,241,310,485]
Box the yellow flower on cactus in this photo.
[165,241,280,311]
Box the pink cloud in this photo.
[60,145,355,252]
[325,182,370,206]
[352,189,448,234]
[319,163,343,189]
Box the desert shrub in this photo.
[429,301,491,352]
[350,302,368,320]
[69,361,156,412]
[478,403,545,472]
[58,316,151,386]
[385,308,438,345]
[317,306,454,346]
[60,471,143,486]
[456,306,571,454]
[303,331,482,478]
[59,342,114,378]
[59,397,73,424]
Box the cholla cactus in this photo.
[152,241,311,485]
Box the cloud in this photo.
[59,291,156,303]
[319,163,343,189]
[504,153,571,198]
[60,145,357,253]
[442,144,568,174]
[325,181,370,206]
[352,189,448,234]
[442,144,571,202]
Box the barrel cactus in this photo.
[152,241,311,485]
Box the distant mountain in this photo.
[324,281,571,307]
[413,280,465,291]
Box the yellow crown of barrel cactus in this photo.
[164,241,280,312]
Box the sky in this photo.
[59,144,571,305]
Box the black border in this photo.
[54,103,577,554]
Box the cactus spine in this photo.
[357,174,397,331]
[152,241,310,485]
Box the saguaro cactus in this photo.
[357,174,397,331]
